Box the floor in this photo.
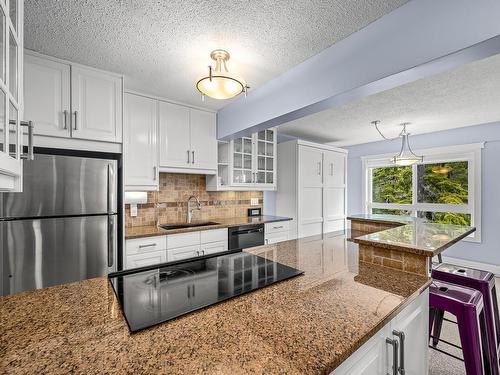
[428,278,500,375]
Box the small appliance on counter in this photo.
[247,207,262,217]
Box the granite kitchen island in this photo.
[1,224,473,375]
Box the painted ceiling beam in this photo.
[217,0,500,140]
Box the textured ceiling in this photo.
[25,0,407,110]
[278,53,500,146]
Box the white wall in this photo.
[346,122,500,267]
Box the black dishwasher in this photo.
[228,224,265,250]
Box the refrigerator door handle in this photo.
[108,216,115,268]
[107,163,116,214]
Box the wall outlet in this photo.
[250,198,259,206]
[130,204,138,217]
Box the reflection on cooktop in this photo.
[109,252,303,332]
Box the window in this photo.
[362,143,483,242]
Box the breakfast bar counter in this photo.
[1,231,430,375]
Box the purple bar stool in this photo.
[432,263,500,375]
[429,280,490,375]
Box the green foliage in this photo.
[372,166,412,204]
[371,162,470,226]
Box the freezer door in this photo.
[1,215,116,296]
[1,154,118,218]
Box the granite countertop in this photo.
[347,213,421,225]
[353,221,476,257]
[125,215,292,239]
[1,232,430,375]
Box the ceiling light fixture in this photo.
[196,50,249,100]
[371,120,424,166]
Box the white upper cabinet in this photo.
[158,102,217,174]
[221,128,276,190]
[123,93,158,190]
[324,150,345,187]
[159,101,190,168]
[24,54,70,137]
[189,108,217,171]
[71,66,122,142]
[0,0,24,191]
[23,51,123,144]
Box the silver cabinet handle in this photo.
[73,111,78,130]
[201,250,205,255]
[139,243,157,249]
[107,216,115,268]
[330,163,334,176]
[392,330,405,375]
[265,239,269,244]
[153,166,157,180]
[386,338,399,375]
[63,110,68,130]
[192,150,195,164]
[317,162,321,175]
[196,250,200,256]
[273,226,284,229]
[187,150,190,164]
[18,120,34,160]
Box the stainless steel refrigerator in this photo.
[0,151,119,296]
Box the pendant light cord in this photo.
[372,120,399,141]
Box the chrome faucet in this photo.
[187,195,201,223]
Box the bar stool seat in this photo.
[430,280,490,375]
[433,263,500,375]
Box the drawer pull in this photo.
[273,226,284,229]
[139,243,157,249]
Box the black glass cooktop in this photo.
[109,252,303,332]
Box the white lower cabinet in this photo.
[126,250,167,269]
[265,221,291,245]
[124,229,229,270]
[331,289,429,375]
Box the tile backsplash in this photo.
[125,173,263,228]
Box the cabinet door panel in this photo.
[126,250,166,270]
[24,54,70,138]
[167,245,201,262]
[299,145,323,186]
[71,66,122,142]
[190,109,216,170]
[324,187,345,233]
[124,93,158,188]
[324,151,345,187]
[201,240,227,255]
[391,290,429,375]
[159,102,191,168]
[265,231,289,245]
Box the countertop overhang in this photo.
[0,231,430,375]
[348,214,476,257]
[125,215,292,239]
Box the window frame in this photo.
[361,143,483,242]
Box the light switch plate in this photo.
[130,204,138,217]
[250,198,259,206]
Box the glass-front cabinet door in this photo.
[0,0,23,190]
[255,128,276,186]
[229,128,277,189]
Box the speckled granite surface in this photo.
[1,232,430,375]
[125,215,292,239]
[353,222,476,257]
[347,214,420,225]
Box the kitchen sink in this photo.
[160,221,220,230]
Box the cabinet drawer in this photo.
[167,231,201,249]
[200,228,228,244]
[126,235,167,255]
[265,221,290,234]
[201,240,228,255]
[167,244,201,262]
[265,231,289,245]
[125,250,166,270]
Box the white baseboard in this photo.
[440,256,500,276]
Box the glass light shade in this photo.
[390,133,423,166]
[196,73,245,100]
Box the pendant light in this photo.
[372,121,423,166]
[196,50,249,100]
